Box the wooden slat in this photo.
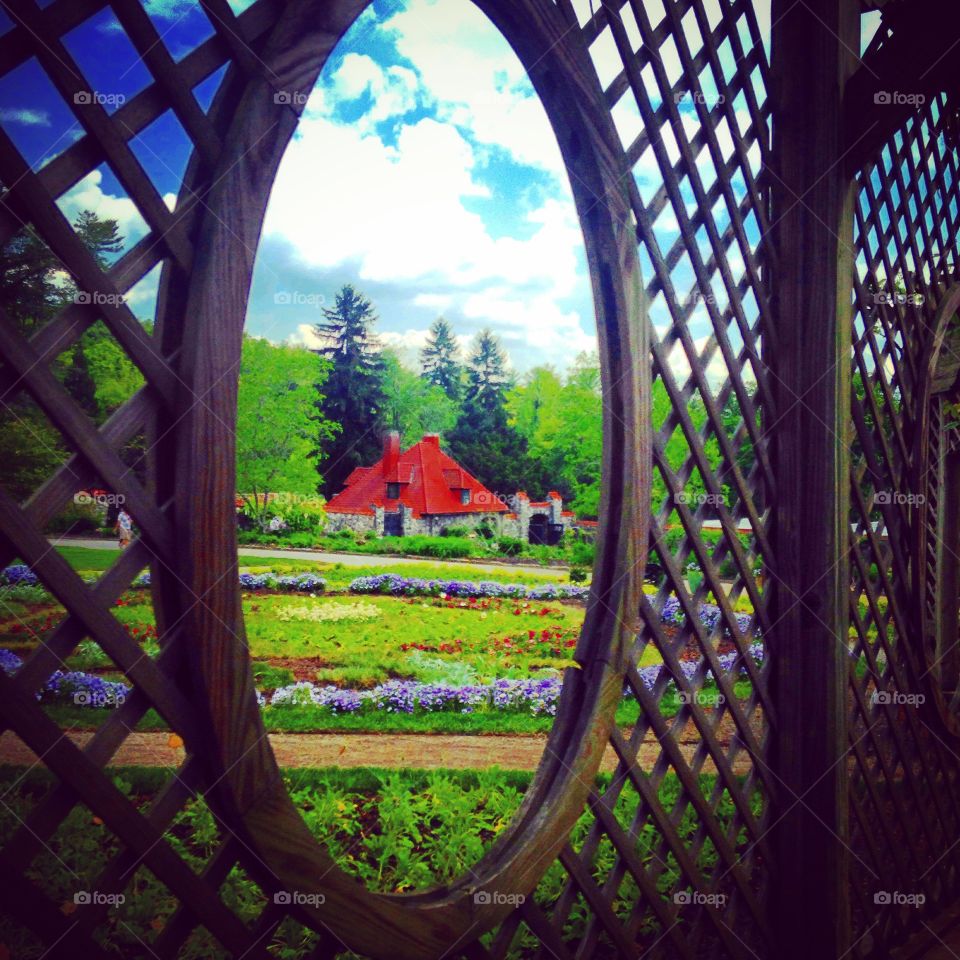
[767,1,859,957]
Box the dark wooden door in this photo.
[383,512,403,537]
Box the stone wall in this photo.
[325,495,575,542]
[396,511,513,537]
[324,511,376,535]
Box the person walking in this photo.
[115,508,133,549]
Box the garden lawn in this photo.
[49,545,572,586]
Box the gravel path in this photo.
[0,726,754,774]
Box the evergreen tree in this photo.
[447,330,535,493]
[419,317,462,400]
[73,210,124,269]
[60,212,131,420]
[312,284,386,497]
[464,328,509,410]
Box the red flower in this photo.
[528,630,536,639]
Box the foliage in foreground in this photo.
[0,766,758,958]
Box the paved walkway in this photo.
[0,728,753,775]
[51,537,567,578]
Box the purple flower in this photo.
[348,575,588,603]
[1,564,38,586]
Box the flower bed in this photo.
[1,649,128,706]
[1,640,766,717]
[276,601,381,624]
[348,574,589,602]
[265,676,564,716]
[0,564,328,594]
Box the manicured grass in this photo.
[51,544,329,575]
[49,544,573,584]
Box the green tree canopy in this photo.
[382,349,458,444]
[237,336,336,524]
[0,210,138,501]
[506,355,602,516]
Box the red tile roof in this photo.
[326,433,509,518]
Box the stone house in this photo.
[324,432,577,542]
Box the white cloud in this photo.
[382,0,566,176]
[257,3,600,372]
[0,108,49,126]
[330,53,419,129]
[144,0,198,16]
[56,169,176,272]
[58,169,150,244]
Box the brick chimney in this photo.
[422,433,441,448]
[383,431,400,478]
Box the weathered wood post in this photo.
[768,0,859,955]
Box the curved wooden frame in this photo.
[912,284,960,735]
[159,1,647,955]
[4,0,960,955]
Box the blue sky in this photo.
[0,0,886,376]
[250,0,598,371]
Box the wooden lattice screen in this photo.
[0,0,958,957]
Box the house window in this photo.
[386,483,400,499]
[460,488,470,506]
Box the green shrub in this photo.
[270,492,327,533]
[45,500,103,535]
[476,521,495,539]
[497,537,524,557]
[569,567,588,583]
[440,525,471,538]
[570,540,595,567]
[394,535,475,559]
